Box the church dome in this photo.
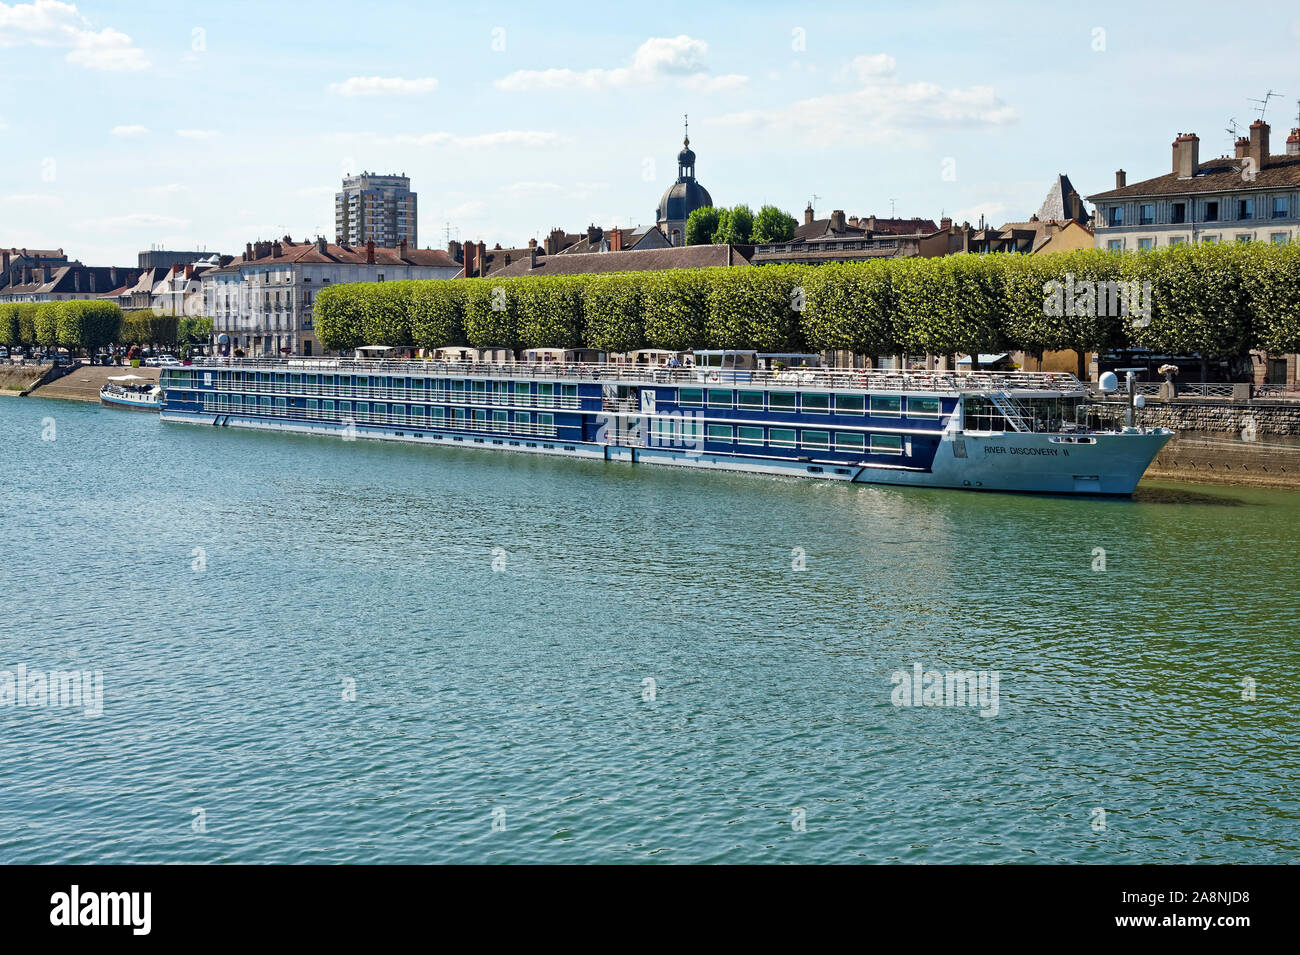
[658,179,713,226]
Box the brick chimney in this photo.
[1288,128,1300,156]
[22,266,32,284]
[529,246,539,269]
[609,227,623,252]
[317,236,328,253]
[1172,133,1199,179]
[463,242,476,276]
[447,239,463,263]
[1234,136,1250,159]
[245,242,253,261]
[847,216,860,228]
[398,238,407,258]
[940,216,952,231]
[586,224,602,245]
[1115,169,1126,188]
[272,240,282,258]
[528,237,537,249]
[1248,120,1270,171]
[365,240,375,264]
[185,264,194,279]
[829,210,846,232]
[804,202,814,225]
[475,241,486,274]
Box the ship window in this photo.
[515,411,531,425]
[801,430,830,450]
[834,394,865,414]
[707,389,733,408]
[769,392,797,411]
[737,426,765,445]
[356,402,370,416]
[908,396,941,417]
[538,413,554,431]
[679,388,703,407]
[323,400,334,412]
[430,407,444,421]
[802,393,829,413]
[738,391,764,409]
[768,428,797,448]
[707,424,734,442]
[562,384,578,398]
[835,432,865,451]
[870,395,902,416]
[871,434,904,455]
[307,399,318,411]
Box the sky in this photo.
[2,0,1299,265]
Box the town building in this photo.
[0,263,139,303]
[335,172,418,249]
[137,248,218,271]
[1087,121,1300,251]
[656,121,713,246]
[750,207,941,265]
[203,237,458,357]
[1,247,70,292]
[474,242,748,279]
[998,174,1095,254]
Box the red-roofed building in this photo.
[203,236,460,356]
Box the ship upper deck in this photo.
[184,357,1087,398]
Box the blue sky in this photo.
[2,0,1298,265]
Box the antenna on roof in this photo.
[889,198,897,218]
[1249,89,1282,122]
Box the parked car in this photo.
[145,354,180,367]
[0,347,8,359]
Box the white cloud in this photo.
[713,53,1016,147]
[175,129,218,140]
[74,212,190,230]
[0,1,149,71]
[329,75,438,96]
[2,192,61,206]
[111,124,147,136]
[496,35,747,93]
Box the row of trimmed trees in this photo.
[0,302,213,353]
[311,243,1300,378]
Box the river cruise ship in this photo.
[158,351,1172,495]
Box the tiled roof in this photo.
[207,239,459,273]
[480,244,749,278]
[1089,153,1300,200]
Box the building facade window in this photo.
[1107,207,1123,227]
[1107,239,1123,251]
[1138,238,1154,251]
[1139,204,1155,225]
[1171,202,1186,224]
[1205,201,1219,222]
[1273,197,1289,219]
[1237,199,1254,220]
[1272,233,1289,245]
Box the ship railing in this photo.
[198,397,559,436]
[209,379,583,409]
[188,357,1085,395]
[982,390,1033,433]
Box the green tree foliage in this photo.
[409,280,466,350]
[514,275,585,349]
[801,262,899,357]
[464,280,520,350]
[314,284,367,353]
[358,282,413,346]
[54,301,123,353]
[294,244,1295,367]
[751,205,798,244]
[34,303,60,347]
[120,311,180,347]
[1127,243,1252,380]
[641,270,710,351]
[1244,241,1300,354]
[583,274,644,353]
[895,254,1004,361]
[179,316,214,343]
[0,304,19,347]
[16,304,38,345]
[705,264,806,351]
[685,206,720,246]
[712,204,754,245]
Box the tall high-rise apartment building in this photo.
[334,172,418,248]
